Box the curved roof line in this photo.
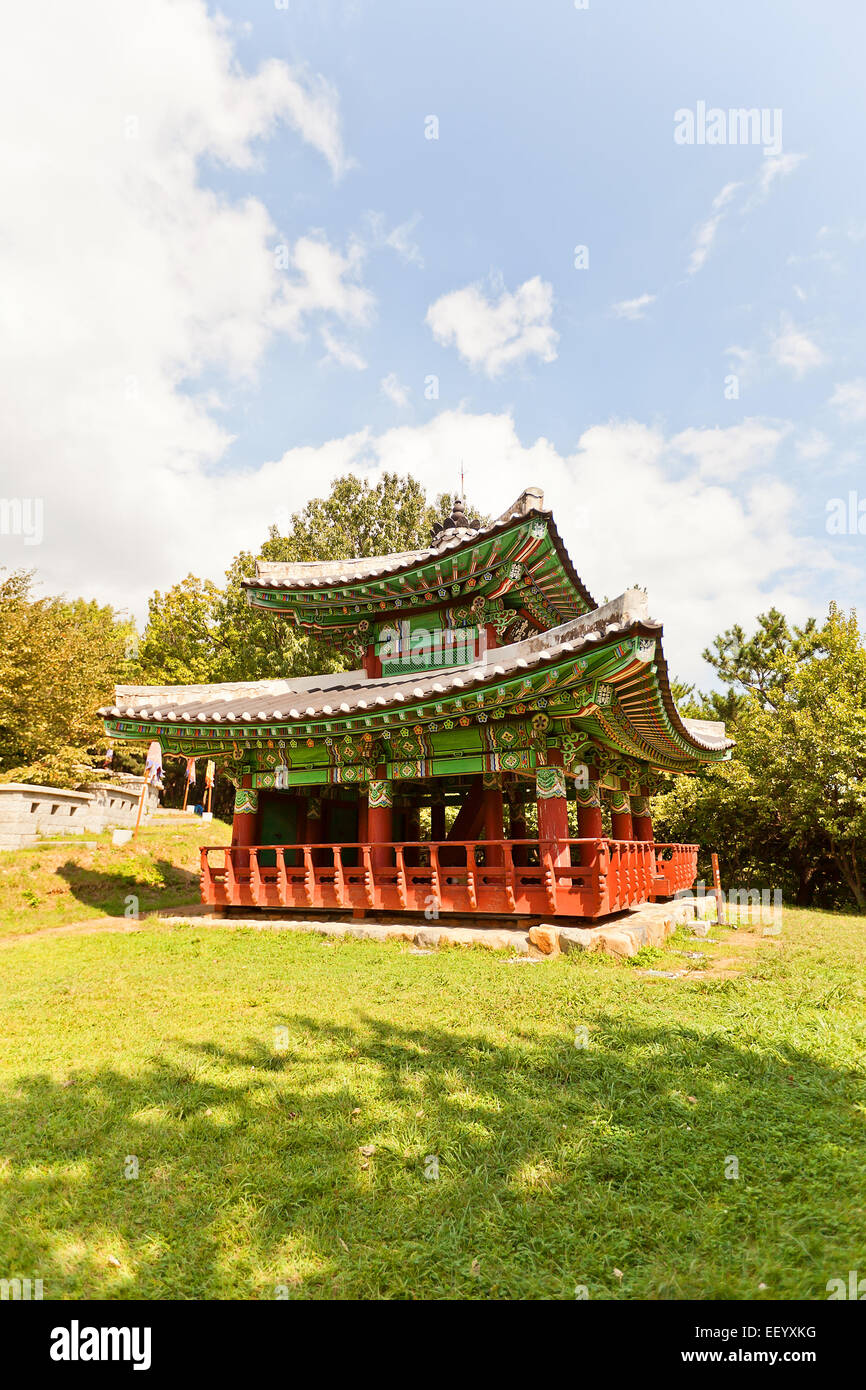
[242,485,597,614]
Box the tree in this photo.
[702,607,822,713]
[0,570,135,785]
[657,604,866,910]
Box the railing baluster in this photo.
[429,844,441,915]
[333,846,345,907]
[541,841,557,913]
[503,841,516,912]
[302,845,314,906]
[362,844,375,907]
[225,846,236,903]
[276,847,288,907]
[395,845,407,908]
[199,847,211,904]
[250,848,261,906]
[466,843,477,910]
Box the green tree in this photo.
[701,606,823,714]
[0,570,135,785]
[657,604,866,909]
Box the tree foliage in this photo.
[657,604,866,910]
[0,570,134,785]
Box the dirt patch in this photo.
[0,909,200,948]
[682,928,782,981]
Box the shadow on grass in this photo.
[55,858,199,913]
[0,1012,862,1299]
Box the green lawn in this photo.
[0,846,863,1298]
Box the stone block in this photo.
[595,927,639,958]
[558,926,597,953]
[528,925,560,955]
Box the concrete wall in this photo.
[0,779,159,850]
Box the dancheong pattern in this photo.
[536,766,567,799]
[368,779,393,809]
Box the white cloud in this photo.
[770,318,827,377]
[688,181,741,275]
[612,293,656,320]
[686,156,804,278]
[319,327,367,371]
[426,275,558,376]
[725,344,760,381]
[276,234,374,341]
[671,420,788,481]
[829,379,866,423]
[755,152,806,199]
[0,0,362,609]
[380,373,411,408]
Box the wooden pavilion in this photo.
[101,487,730,920]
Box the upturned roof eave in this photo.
[241,504,596,616]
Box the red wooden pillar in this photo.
[576,769,603,832]
[536,767,570,867]
[574,766,602,870]
[631,793,654,842]
[358,790,369,845]
[367,779,393,871]
[231,780,258,873]
[610,791,633,842]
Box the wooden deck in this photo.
[200,838,698,920]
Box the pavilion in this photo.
[100,487,731,919]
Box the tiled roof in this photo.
[242,486,596,612]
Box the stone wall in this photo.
[0,780,159,850]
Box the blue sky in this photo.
[1,0,864,681]
[213,0,866,463]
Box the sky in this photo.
[1,0,864,683]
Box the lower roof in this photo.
[103,590,731,769]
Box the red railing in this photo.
[199,839,699,919]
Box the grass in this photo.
[0,821,863,1300]
[0,814,229,938]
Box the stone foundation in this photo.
[158,894,716,959]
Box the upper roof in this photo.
[242,487,596,633]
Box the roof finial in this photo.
[429,483,478,545]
